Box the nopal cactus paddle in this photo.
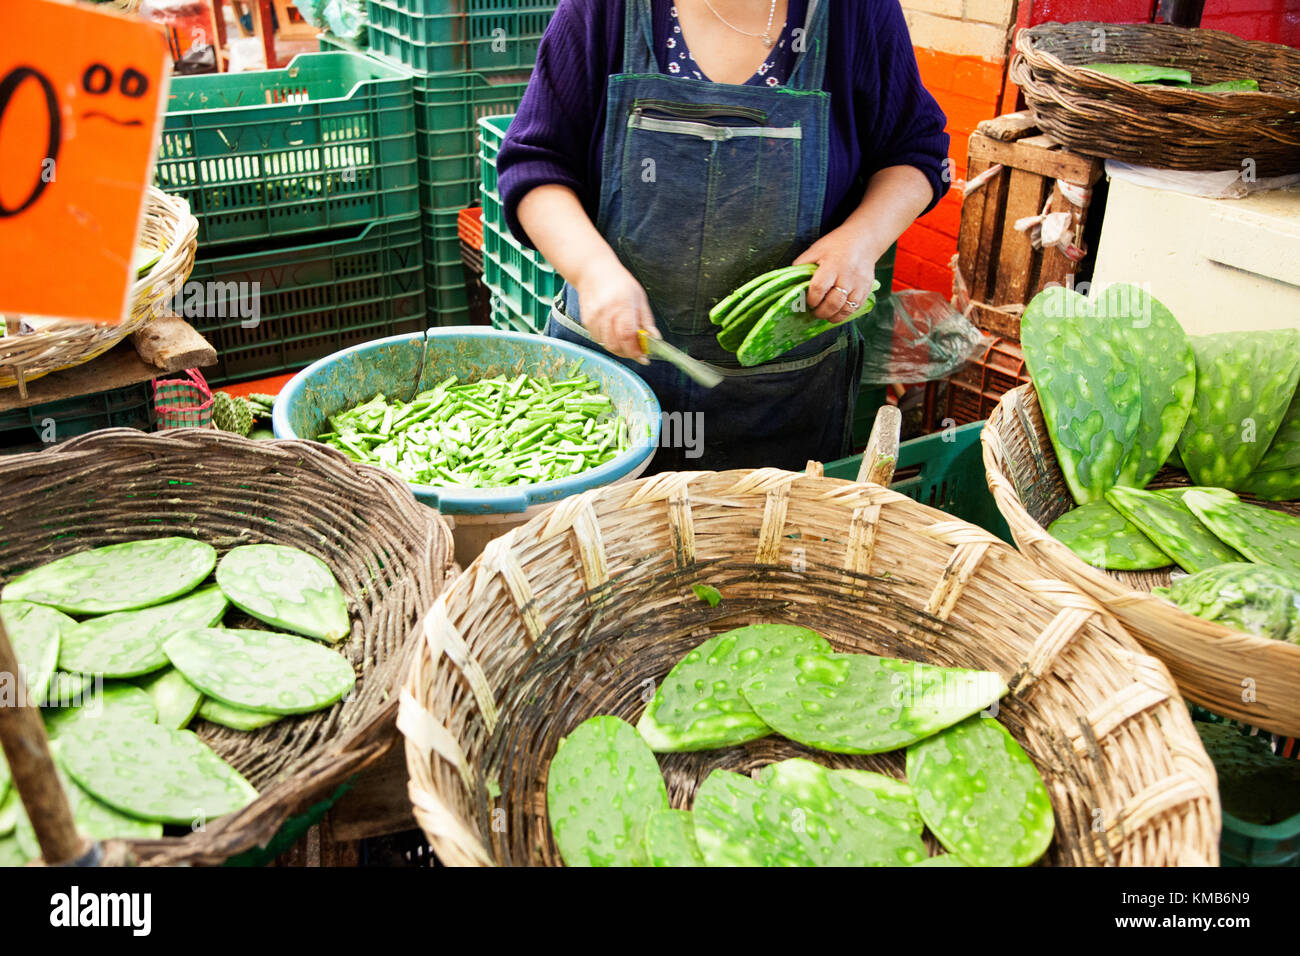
[739,652,1007,754]
[216,544,350,643]
[644,809,706,867]
[1182,491,1300,577]
[546,716,668,867]
[44,683,159,739]
[0,601,72,706]
[135,667,204,729]
[907,715,1055,866]
[1,537,217,614]
[59,721,257,826]
[59,585,228,678]
[1177,330,1300,490]
[1239,391,1300,501]
[1047,500,1169,570]
[1020,286,1142,504]
[1091,284,1197,489]
[163,627,356,715]
[1105,486,1242,573]
[691,761,927,867]
[635,623,831,752]
[197,698,285,731]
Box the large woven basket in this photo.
[0,187,198,394]
[402,469,1220,866]
[0,429,455,866]
[984,385,1300,739]
[1011,22,1300,175]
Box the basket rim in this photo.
[0,427,456,865]
[402,466,1221,867]
[982,384,1300,736]
[1016,21,1300,110]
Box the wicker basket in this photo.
[0,187,199,394]
[0,429,455,866]
[1011,22,1300,175]
[402,468,1220,866]
[983,384,1300,740]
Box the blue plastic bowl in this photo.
[273,329,661,515]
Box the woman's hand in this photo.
[794,224,879,323]
[574,253,658,363]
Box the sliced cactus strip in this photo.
[1239,391,1300,501]
[1105,486,1242,574]
[135,668,204,730]
[197,698,285,731]
[216,544,350,643]
[1047,500,1169,570]
[58,721,256,826]
[43,683,158,739]
[1182,492,1300,577]
[546,716,668,867]
[907,715,1055,867]
[0,601,71,707]
[644,809,706,867]
[163,627,355,715]
[692,761,926,867]
[1177,330,1300,489]
[59,586,228,678]
[635,623,831,752]
[739,652,1007,755]
[1,537,217,614]
[1021,286,1142,504]
[1092,285,1197,489]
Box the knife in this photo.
[638,330,724,389]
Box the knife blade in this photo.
[638,330,724,389]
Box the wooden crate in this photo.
[957,112,1103,341]
[923,336,1031,431]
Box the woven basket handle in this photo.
[856,405,901,487]
[0,619,90,865]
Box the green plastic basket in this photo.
[489,291,539,335]
[366,0,557,74]
[156,53,419,247]
[825,422,1013,542]
[183,217,427,385]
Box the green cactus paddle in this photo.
[739,652,1007,754]
[1239,391,1300,501]
[1047,500,1169,570]
[0,601,72,707]
[1105,486,1242,574]
[135,668,204,729]
[644,809,706,867]
[216,544,350,644]
[1182,491,1300,577]
[197,698,285,731]
[2,537,217,614]
[907,715,1055,866]
[546,715,669,867]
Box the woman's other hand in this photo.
[794,224,879,323]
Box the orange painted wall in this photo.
[894,49,1008,296]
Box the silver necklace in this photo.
[702,0,780,47]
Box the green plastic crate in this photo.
[410,71,531,211]
[824,422,1012,542]
[156,53,419,247]
[489,292,539,335]
[481,204,560,334]
[366,0,557,75]
[424,206,467,290]
[0,384,155,455]
[182,218,426,385]
[478,111,509,198]
[426,277,472,326]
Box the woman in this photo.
[498,0,949,470]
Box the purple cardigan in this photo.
[497,0,950,248]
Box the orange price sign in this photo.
[0,0,169,324]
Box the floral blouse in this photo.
[664,3,799,87]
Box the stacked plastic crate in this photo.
[154,53,426,386]
[478,113,561,333]
[365,0,558,327]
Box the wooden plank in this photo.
[0,341,160,414]
[968,134,1102,187]
[956,154,993,290]
[132,314,217,373]
[325,741,417,842]
[970,301,1024,341]
[971,146,1010,302]
[976,111,1039,142]
[993,168,1047,307]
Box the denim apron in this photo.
[546,0,862,472]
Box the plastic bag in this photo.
[1105,160,1300,199]
[858,289,989,385]
[1155,563,1300,643]
[322,0,367,41]
[293,0,325,28]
